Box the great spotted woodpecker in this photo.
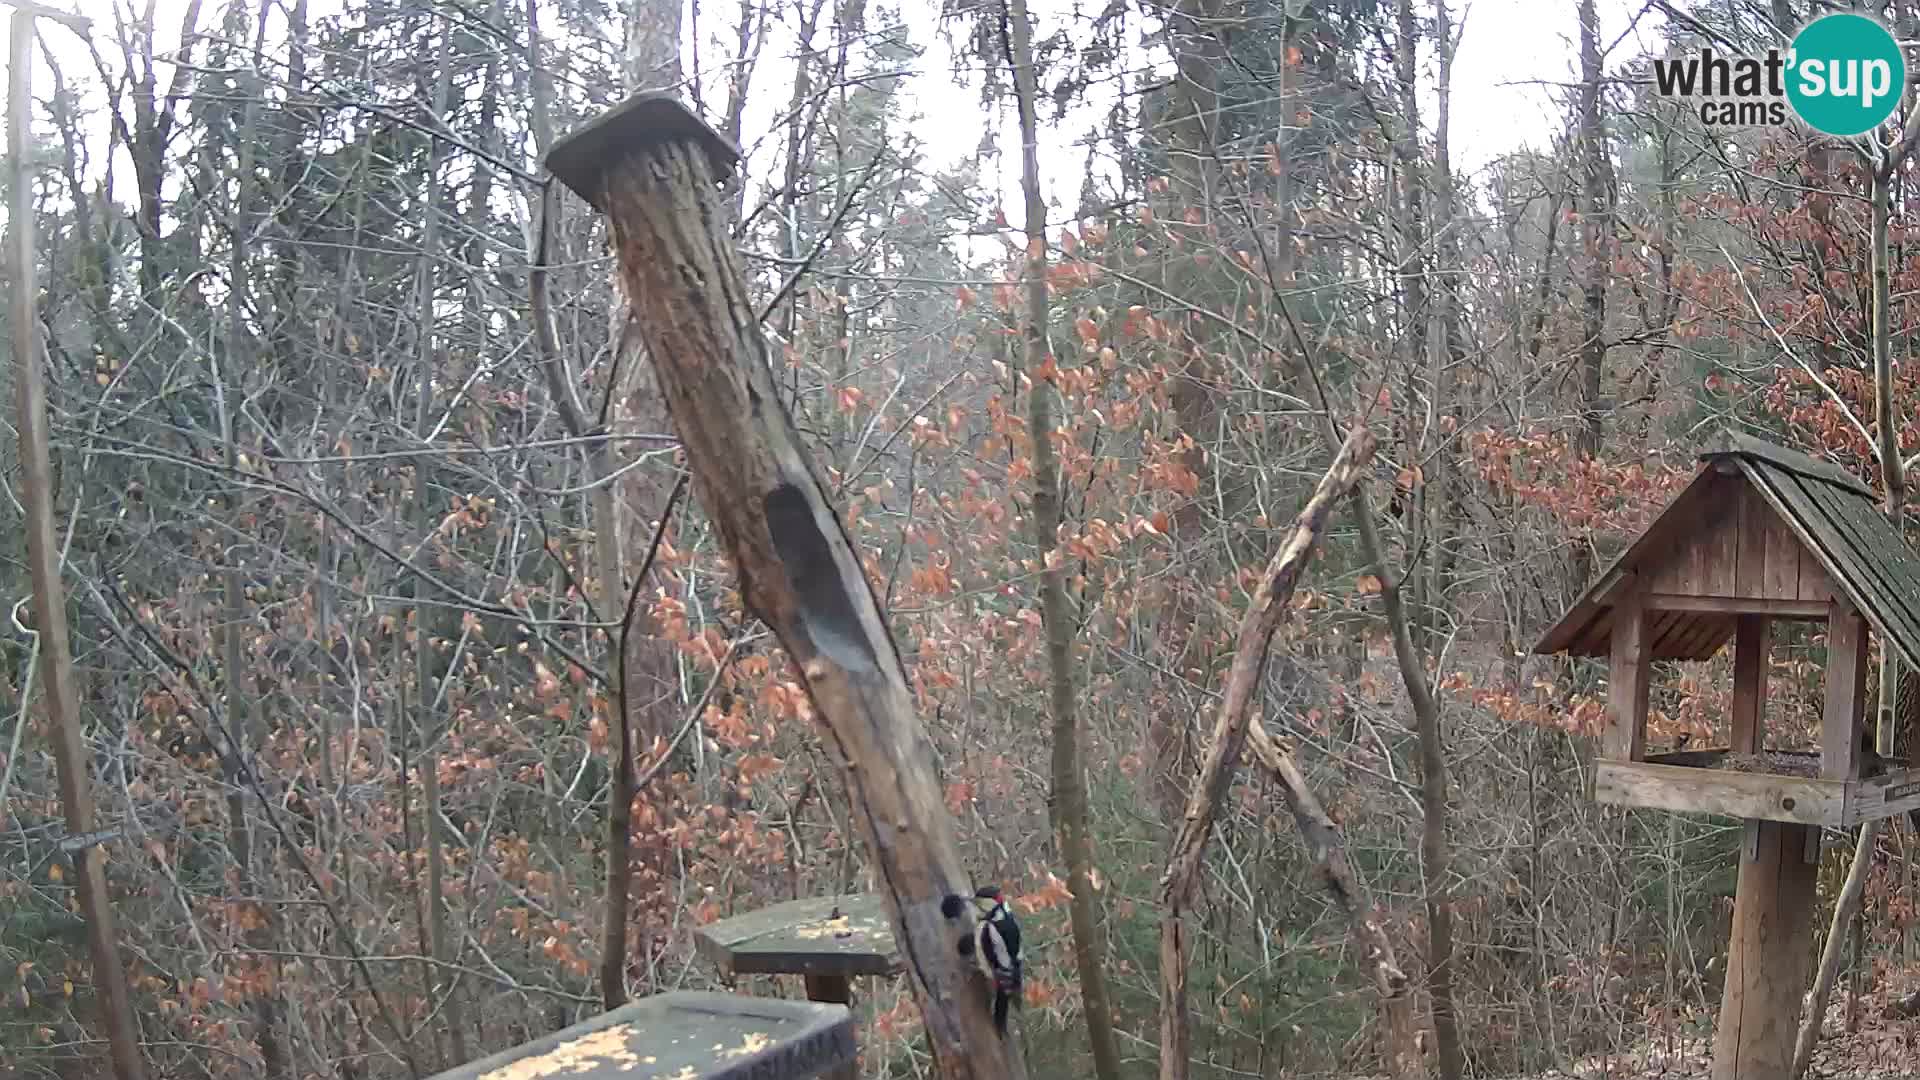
[944,885,1022,1034]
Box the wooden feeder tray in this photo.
[1599,747,1920,827]
[425,990,854,1080]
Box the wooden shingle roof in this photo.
[1533,431,1920,673]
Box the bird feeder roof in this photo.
[1533,431,1920,672]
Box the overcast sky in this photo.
[6,0,1664,242]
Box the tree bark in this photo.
[9,12,148,1078]
[1156,427,1377,1080]
[1002,0,1123,1074]
[1794,140,1911,1080]
[1243,717,1411,1005]
[216,4,286,1072]
[1572,0,1612,594]
[546,101,1027,1080]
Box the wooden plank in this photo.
[1644,608,1685,655]
[425,990,856,1080]
[1607,594,1651,761]
[1762,496,1803,600]
[1732,616,1770,754]
[1656,477,1728,595]
[1797,546,1834,603]
[1823,599,1868,781]
[693,894,900,979]
[803,977,857,1080]
[1844,767,1920,825]
[1675,616,1734,660]
[1643,595,1827,617]
[1593,760,1844,826]
[1711,820,1819,1080]
[1746,467,1883,633]
[1799,479,1907,614]
[1733,482,1763,599]
[1701,477,1739,596]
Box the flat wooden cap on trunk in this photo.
[543,92,741,210]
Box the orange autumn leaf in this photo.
[1355,574,1383,596]
[1075,315,1099,343]
[945,779,975,812]
[1015,872,1074,912]
[737,753,784,783]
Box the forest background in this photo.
[3,0,1912,1077]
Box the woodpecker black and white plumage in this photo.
[947,885,1021,1034]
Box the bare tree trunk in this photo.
[528,0,685,1008]
[216,5,286,1073]
[1156,429,1378,1080]
[408,19,466,1065]
[1572,0,1612,593]
[1795,150,1909,1080]
[8,12,148,1079]
[546,98,1028,1080]
[1003,1,1121,1074]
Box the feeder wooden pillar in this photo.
[1712,820,1818,1080]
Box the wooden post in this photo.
[1607,592,1650,761]
[805,975,857,1080]
[1731,615,1769,754]
[1823,600,1869,781]
[7,8,147,1080]
[544,94,1024,1080]
[1712,820,1819,1080]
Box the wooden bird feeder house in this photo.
[1535,431,1920,1078]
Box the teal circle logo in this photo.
[1787,13,1906,137]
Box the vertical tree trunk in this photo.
[1003,2,1122,1076]
[409,20,466,1065]
[218,5,284,1072]
[1425,0,1464,644]
[527,0,686,1008]
[8,12,149,1078]
[1573,0,1612,593]
[1795,149,1909,1080]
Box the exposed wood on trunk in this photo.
[8,11,148,1077]
[1156,427,1377,1080]
[546,97,1026,1080]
